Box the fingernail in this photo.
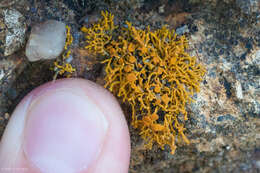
[23,88,108,173]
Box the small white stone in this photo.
[0,69,4,81]
[235,81,243,100]
[26,20,66,62]
[158,5,165,14]
[256,160,260,169]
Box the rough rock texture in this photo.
[0,0,19,8]
[236,0,260,14]
[0,52,26,135]
[0,0,259,173]
[25,20,66,62]
[0,8,26,56]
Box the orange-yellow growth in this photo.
[81,11,116,55]
[81,11,206,154]
[53,25,75,77]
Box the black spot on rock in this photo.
[229,37,238,46]
[245,38,253,51]
[223,78,232,98]
[240,52,247,60]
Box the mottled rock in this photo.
[0,9,26,56]
[25,20,66,62]
[0,0,18,8]
[249,50,260,65]
[236,0,260,15]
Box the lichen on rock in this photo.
[52,25,75,77]
[81,11,206,154]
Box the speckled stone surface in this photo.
[0,0,259,172]
[0,8,26,56]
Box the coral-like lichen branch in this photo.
[52,25,75,77]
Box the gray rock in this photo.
[25,20,66,62]
[176,25,189,35]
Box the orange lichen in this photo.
[52,25,75,77]
[53,62,75,75]
[81,11,206,154]
[81,11,116,55]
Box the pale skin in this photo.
[0,78,131,173]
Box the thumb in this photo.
[0,78,130,173]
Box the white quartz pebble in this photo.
[25,20,66,62]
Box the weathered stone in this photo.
[25,20,66,62]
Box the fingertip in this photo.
[0,78,130,173]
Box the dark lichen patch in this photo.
[141,0,161,13]
[187,113,208,129]
[222,77,232,98]
[217,114,236,122]
[245,38,254,51]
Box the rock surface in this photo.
[25,20,66,62]
[0,0,259,173]
[236,0,260,14]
